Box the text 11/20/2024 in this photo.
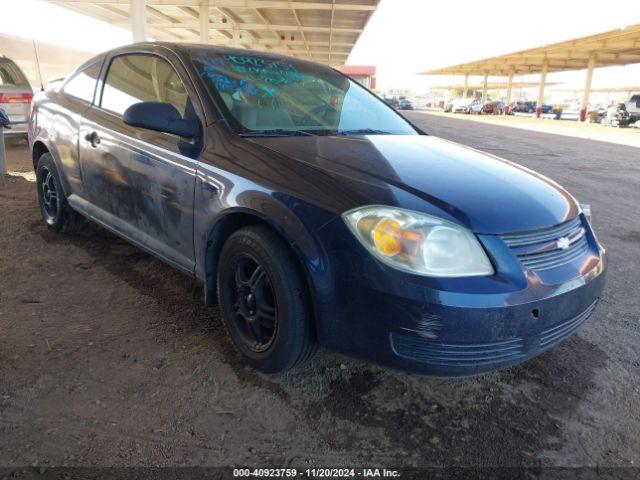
[233,468,401,478]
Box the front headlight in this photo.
[342,206,494,277]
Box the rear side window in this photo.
[63,62,102,103]
[0,59,30,87]
[100,54,188,116]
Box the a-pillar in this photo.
[535,61,548,118]
[130,0,147,43]
[580,56,596,122]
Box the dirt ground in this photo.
[419,109,640,149]
[1,117,639,470]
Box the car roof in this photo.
[107,42,335,72]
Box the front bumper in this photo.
[386,271,605,377]
[309,215,607,377]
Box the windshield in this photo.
[0,59,30,87]
[190,50,418,136]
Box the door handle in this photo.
[84,131,100,148]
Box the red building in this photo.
[340,65,377,90]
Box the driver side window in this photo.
[101,54,188,117]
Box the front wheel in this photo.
[36,153,82,233]
[217,225,316,373]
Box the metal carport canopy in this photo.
[49,0,380,67]
[420,24,640,119]
[421,24,640,76]
[429,81,560,90]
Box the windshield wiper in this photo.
[335,128,392,136]
[239,129,316,137]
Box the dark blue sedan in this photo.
[29,43,606,377]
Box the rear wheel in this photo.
[36,153,82,233]
[217,225,316,373]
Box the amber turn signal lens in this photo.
[373,218,403,256]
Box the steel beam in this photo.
[536,60,548,118]
[580,56,596,122]
[131,0,148,42]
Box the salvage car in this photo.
[398,99,414,110]
[0,55,33,137]
[468,98,485,114]
[625,94,640,122]
[483,101,504,115]
[29,43,606,377]
[451,97,474,113]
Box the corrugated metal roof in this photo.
[421,24,640,76]
[50,0,380,67]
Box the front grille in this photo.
[540,299,599,349]
[501,216,589,271]
[390,334,526,367]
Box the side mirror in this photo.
[123,102,198,139]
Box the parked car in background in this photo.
[510,101,529,113]
[531,101,553,114]
[398,99,414,110]
[603,103,631,127]
[483,101,504,115]
[539,102,554,114]
[450,97,474,113]
[505,100,522,114]
[383,97,399,109]
[468,98,484,114]
[0,56,33,137]
[510,101,552,114]
[29,43,606,377]
[588,104,609,123]
[625,94,640,122]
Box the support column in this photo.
[462,74,469,99]
[536,61,548,118]
[199,0,209,44]
[580,56,596,122]
[504,71,514,115]
[130,0,147,43]
[481,73,488,106]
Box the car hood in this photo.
[248,134,579,234]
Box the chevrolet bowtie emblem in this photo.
[556,237,572,250]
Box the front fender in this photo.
[193,163,336,342]
[30,97,85,198]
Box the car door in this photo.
[78,51,203,273]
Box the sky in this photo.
[0,0,131,52]
[1,0,639,95]
[348,0,640,92]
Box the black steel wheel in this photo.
[39,166,59,223]
[225,254,278,352]
[217,225,316,373]
[36,153,82,233]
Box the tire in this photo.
[217,225,316,373]
[36,153,82,233]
